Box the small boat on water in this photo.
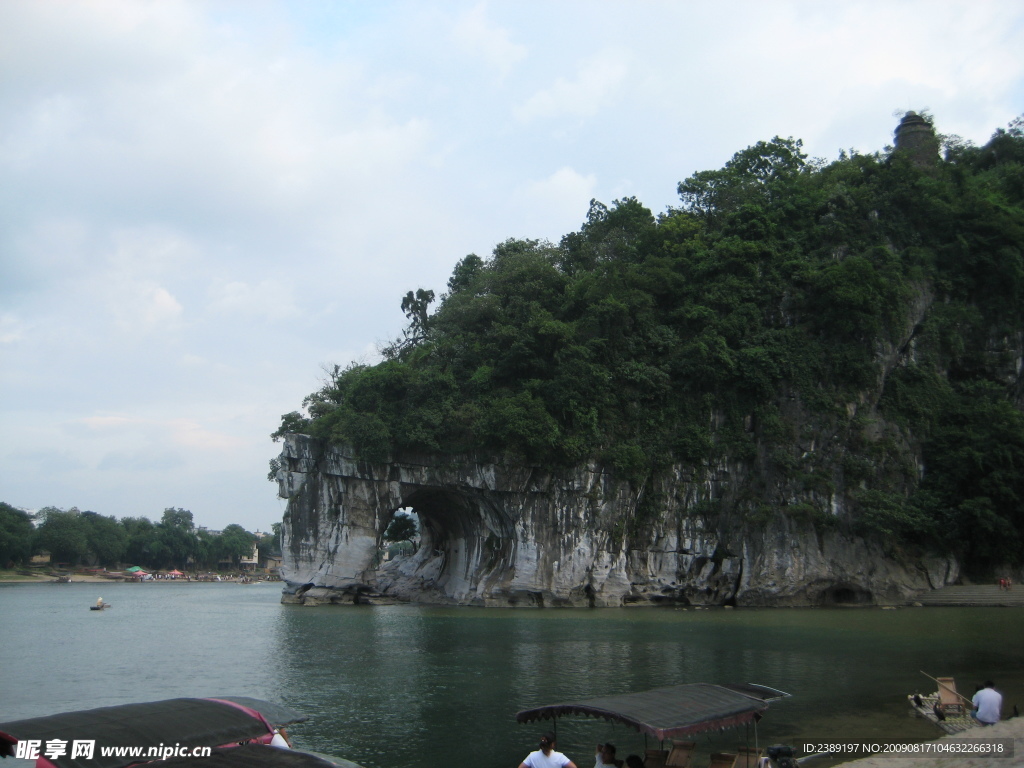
[0,697,363,768]
[89,600,111,611]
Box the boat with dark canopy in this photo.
[516,683,790,741]
[142,745,352,768]
[0,698,360,768]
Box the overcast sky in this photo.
[2,1,1022,532]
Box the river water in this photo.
[2,582,1022,768]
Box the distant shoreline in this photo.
[0,573,278,584]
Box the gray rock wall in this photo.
[276,433,955,607]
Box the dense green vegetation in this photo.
[0,502,278,571]
[275,115,1024,574]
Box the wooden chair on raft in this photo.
[936,677,966,716]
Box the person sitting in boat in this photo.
[971,680,1002,725]
[518,732,578,768]
[96,597,103,607]
[594,743,621,768]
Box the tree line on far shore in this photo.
[0,502,280,571]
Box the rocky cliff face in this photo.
[277,433,956,607]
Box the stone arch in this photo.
[376,487,517,604]
[277,434,945,607]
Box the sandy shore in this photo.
[831,716,1024,767]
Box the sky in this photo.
[2,1,1023,532]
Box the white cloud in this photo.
[97,446,186,473]
[208,280,298,322]
[513,167,598,235]
[451,3,527,76]
[0,313,27,345]
[75,415,139,432]
[11,449,89,475]
[103,281,183,333]
[515,50,629,123]
[105,227,198,278]
[168,418,246,453]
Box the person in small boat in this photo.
[971,680,1002,725]
[96,597,103,607]
[518,732,578,768]
[594,743,620,768]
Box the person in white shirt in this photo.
[518,732,578,768]
[594,742,618,768]
[972,680,1002,725]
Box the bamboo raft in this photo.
[908,673,979,735]
[907,691,977,734]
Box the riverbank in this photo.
[0,573,113,583]
[0,570,277,584]
[832,717,1024,768]
[0,570,54,582]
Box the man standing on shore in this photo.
[972,680,1003,725]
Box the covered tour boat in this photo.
[516,682,792,767]
[0,697,361,768]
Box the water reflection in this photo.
[2,585,1023,768]
[270,604,1024,768]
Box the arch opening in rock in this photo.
[380,506,420,561]
[375,487,516,604]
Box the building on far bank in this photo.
[262,554,282,576]
[239,540,259,570]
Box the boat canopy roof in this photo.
[515,683,790,741]
[210,697,308,728]
[0,698,301,768]
[154,745,352,768]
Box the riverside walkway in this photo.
[916,584,1024,607]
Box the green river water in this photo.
[1,582,1022,768]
